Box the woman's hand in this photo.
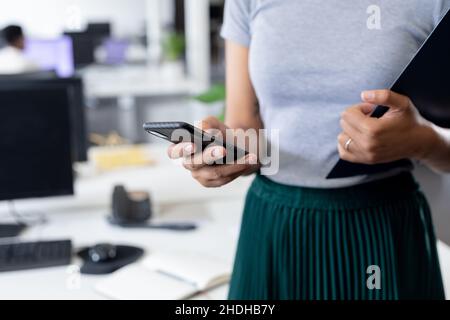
[167,117,260,188]
[338,89,438,165]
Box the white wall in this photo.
[0,0,150,38]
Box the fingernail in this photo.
[362,91,376,101]
[185,144,193,154]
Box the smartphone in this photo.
[143,122,248,162]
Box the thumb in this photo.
[196,116,228,134]
[361,90,411,111]
[196,116,229,143]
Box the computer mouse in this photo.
[88,244,117,263]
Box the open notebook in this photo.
[95,252,231,300]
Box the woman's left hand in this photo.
[338,89,436,165]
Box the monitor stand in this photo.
[0,201,47,238]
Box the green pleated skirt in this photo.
[228,173,445,300]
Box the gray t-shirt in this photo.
[221,0,450,188]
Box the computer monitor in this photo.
[0,84,74,201]
[87,23,111,39]
[24,37,75,78]
[63,32,96,67]
[0,78,88,163]
[103,39,129,65]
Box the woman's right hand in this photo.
[167,117,259,188]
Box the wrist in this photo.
[413,122,440,162]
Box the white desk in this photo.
[0,146,252,300]
[0,146,449,300]
[82,64,205,99]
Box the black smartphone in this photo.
[143,122,248,162]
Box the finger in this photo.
[167,143,195,159]
[361,90,411,110]
[338,132,363,163]
[206,154,258,178]
[183,146,226,170]
[203,146,227,164]
[204,128,226,144]
[196,117,228,145]
[360,103,376,115]
[341,104,378,133]
[193,154,257,184]
[340,118,366,145]
[337,140,359,163]
[338,120,366,149]
[338,132,368,158]
[197,116,227,133]
[196,175,237,188]
[338,132,354,153]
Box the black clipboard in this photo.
[327,8,450,179]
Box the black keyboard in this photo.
[0,240,73,272]
[0,224,27,238]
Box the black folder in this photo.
[327,8,450,179]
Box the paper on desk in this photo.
[95,264,195,300]
[143,252,231,291]
[95,252,231,300]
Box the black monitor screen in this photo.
[0,77,88,163]
[87,23,111,38]
[64,32,96,67]
[0,87,74,201]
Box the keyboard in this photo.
[0,224,27,238]
[0,240,73,272]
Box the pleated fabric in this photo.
[228,172,445,300]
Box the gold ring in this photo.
[344,138,353,151]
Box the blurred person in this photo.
[0,25,39,74]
